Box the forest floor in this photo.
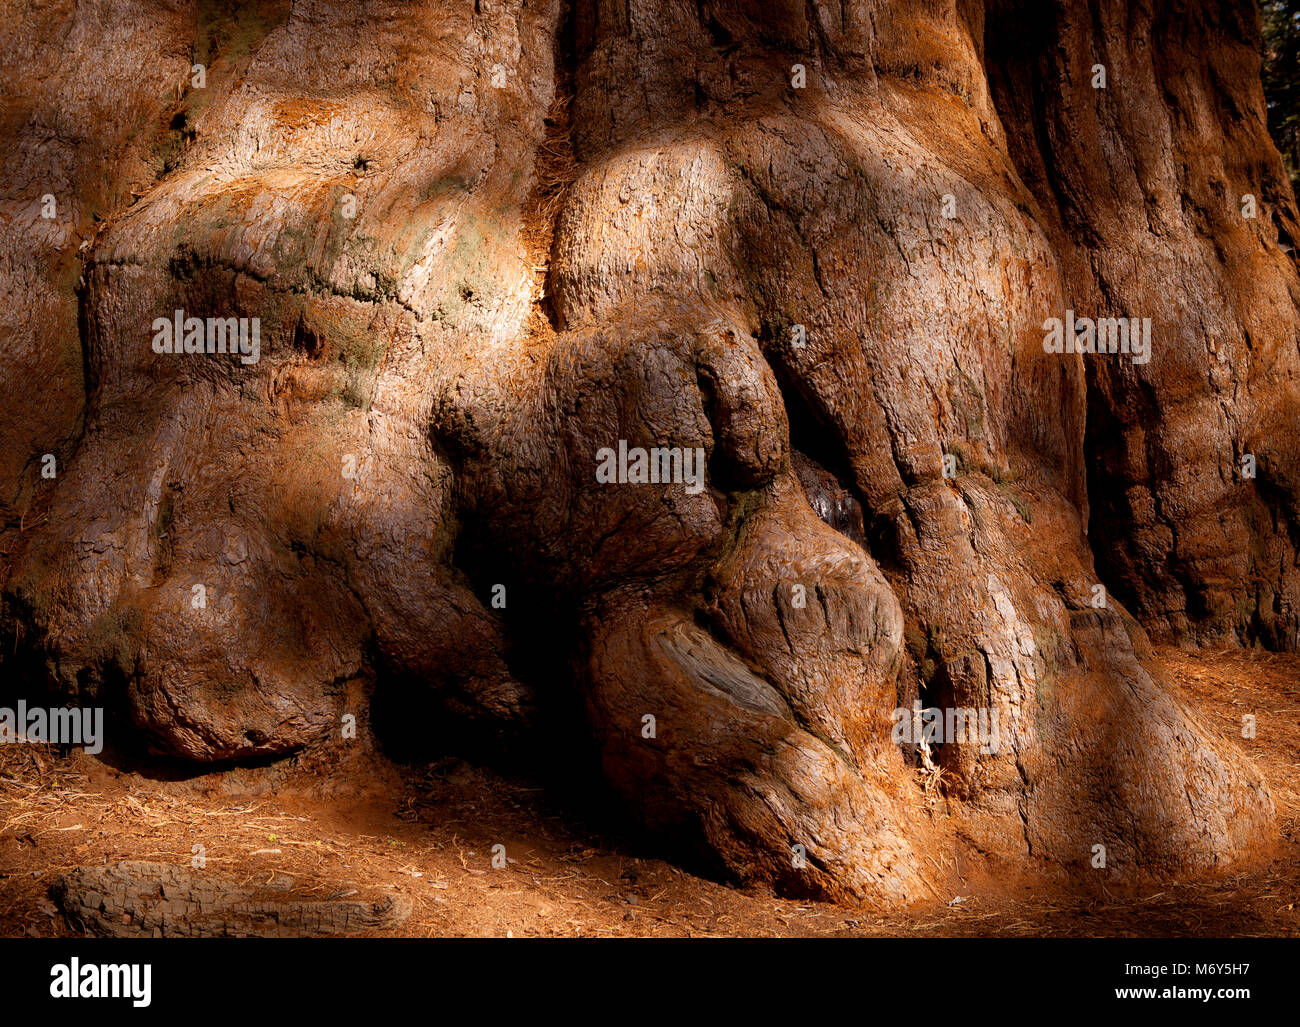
[1,646,1297,938]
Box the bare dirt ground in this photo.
[1,646,1297,938]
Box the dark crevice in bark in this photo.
[766,354,856,508]
[524,1,579,336]
[440,504,610,799]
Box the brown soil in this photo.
[2,646,1297,938]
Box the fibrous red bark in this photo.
[1,0,1294,904]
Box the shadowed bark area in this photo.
[0,0,1294,905]
[988,0,1300,650]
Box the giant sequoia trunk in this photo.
[1,0,1296,904]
